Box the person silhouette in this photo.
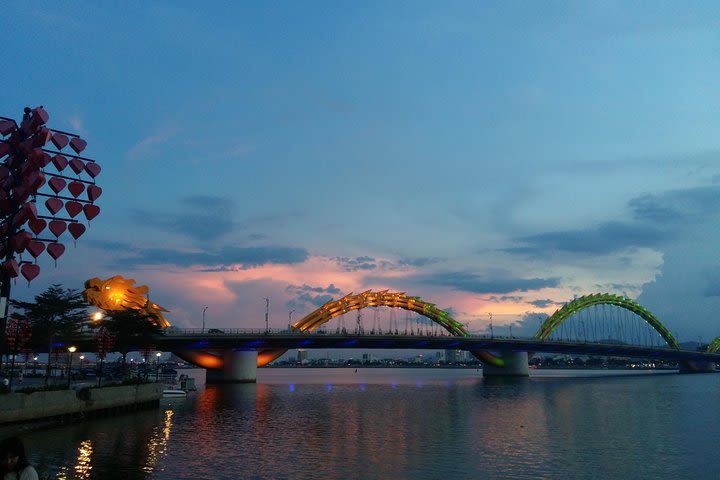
[1,437,38,480]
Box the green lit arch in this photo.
[534,293,679,349]
[292,290,469,336]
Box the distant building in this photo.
[445,350,465,363]
[297,349,308,364]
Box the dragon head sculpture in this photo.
[84,275,171,328]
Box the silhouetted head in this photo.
[0,437,30,473]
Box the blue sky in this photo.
[2,1,720,342]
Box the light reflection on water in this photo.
[74,440,93,479]
[2,369,719,479]
[142,409,173,475]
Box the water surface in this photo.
[3,368,718,479]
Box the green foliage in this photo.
[103,309,162,349]
[102,309,162,376]
[10,284,89,347]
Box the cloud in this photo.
[529,299,559,308]
[291,293,335,309]
[635,186,720,339]
[398,257,442,267]
[505,221,669,257]
[702,267,720,298]
[330,256,439,273]
[195,246,309,269]
[131,195,238,243]
[472,310,549,337]
[126,125,179,161]
[416,272,559,294]
[489,295,523,303]
[286,283,345,310]
[287,283,342,295]
[131,209,236,243]
[87,239,134,251]
[334,256,378,271]
[103,244,308,269]
[180,195,235,212]
[67,115,87,137]
[630,185,720,224]
[226,143,255,158]
[506,185,720,258]
[511,312,550,337]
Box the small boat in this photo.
[162,389,187,398]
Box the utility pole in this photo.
[264,298,269,333]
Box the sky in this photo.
[2,1,720,343]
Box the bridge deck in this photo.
[64,331,720,362]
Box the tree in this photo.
[10,284,89,383]
[103,309,162,377]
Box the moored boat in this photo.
[162,389,187,398]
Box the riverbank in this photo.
[0,382,163,425]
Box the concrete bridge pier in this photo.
[678,359,717,374]
[482,351,529,377]
[207,350,258,383]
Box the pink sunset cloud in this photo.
[117,255,569,332]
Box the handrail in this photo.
[156,329,679,348]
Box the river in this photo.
[2,368,718,479]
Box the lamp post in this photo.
[264,297,270,334]
[155,351,162,382]
[202,306,208,333]
[67,346,76,387]
[32,355,38,375]
[288,309,295,331]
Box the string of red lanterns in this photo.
[0,106,102,284]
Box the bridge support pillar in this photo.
[678,359,717,374]
[207,350,258,383]
[482,352,529,377]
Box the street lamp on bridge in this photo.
[202,306,208,333]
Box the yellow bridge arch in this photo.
[291,290,468,335]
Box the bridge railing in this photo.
[163,328,306,335]
[160,328,675,347]
[163,327,484,337]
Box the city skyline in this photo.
[3,2,720,341]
